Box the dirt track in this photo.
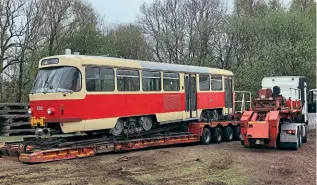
[0,130,315,185]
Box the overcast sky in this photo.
[88,0,294,24]
[88,0,235,24]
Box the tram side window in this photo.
[210,76,223,90]
[117,69,140,91]
[163,72,180,91]
[86,67,114,92]
[199,74,210,91]
[142,71,161,91]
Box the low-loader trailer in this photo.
[1,121,241,163]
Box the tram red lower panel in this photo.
[30,92,225,121]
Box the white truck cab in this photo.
[261,76,308,123]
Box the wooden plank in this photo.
[0,103,29,107]
[0,114,30,119]
[3,122,30,127]
[3,118,13,124]
[3,129,35,134]
[0,110,28,114]
[2,133,10,137]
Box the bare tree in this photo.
[139,0,227,67]
[0,0,26,74]
[0,0,26,101]
[16,0,45,102]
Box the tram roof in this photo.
[41,55,234,76]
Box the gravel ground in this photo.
[0,129,315,185]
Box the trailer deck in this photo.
[0,121,241,164]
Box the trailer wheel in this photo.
[223,127,233,142]
[233,126,240,141]
[200,127,211,145]
[211,127,222,143]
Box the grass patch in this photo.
[0,136,25,142]
[134,174,157,184]
[206,166,249,185]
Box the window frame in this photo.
[199,74,210,91]
[116,68,140,92]
[85,66,115,92]
[163,72,180,91]
[142,70,161,92]
[210,75,223,91]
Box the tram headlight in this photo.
[47,107,55,115]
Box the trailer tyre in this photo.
[223,127,233,142]
[233,126,240,141]
[211,127,222,143]
[200,127,211,145]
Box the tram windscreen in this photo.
[31,66,81,93]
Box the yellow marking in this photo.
[76,154,89,157]
[248,121,267,125]
[42,154,58,158]
[19,155,30,160]
[30,117,45,127]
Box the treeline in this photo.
[0,0,315,102]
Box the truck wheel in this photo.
[233,126,240,141]
[299,133,302,147]
[292,135,300,150]
[303,135,307,143]
[223,127,233,142]
[200,127,211,145]
[303,126,308,143]
[211,127,222,143]
[279,142,284,149]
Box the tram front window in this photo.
[31,66,81,94]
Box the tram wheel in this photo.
[142,116,153,131]
[110,119,124,136]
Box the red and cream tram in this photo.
[29,55,235,136]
